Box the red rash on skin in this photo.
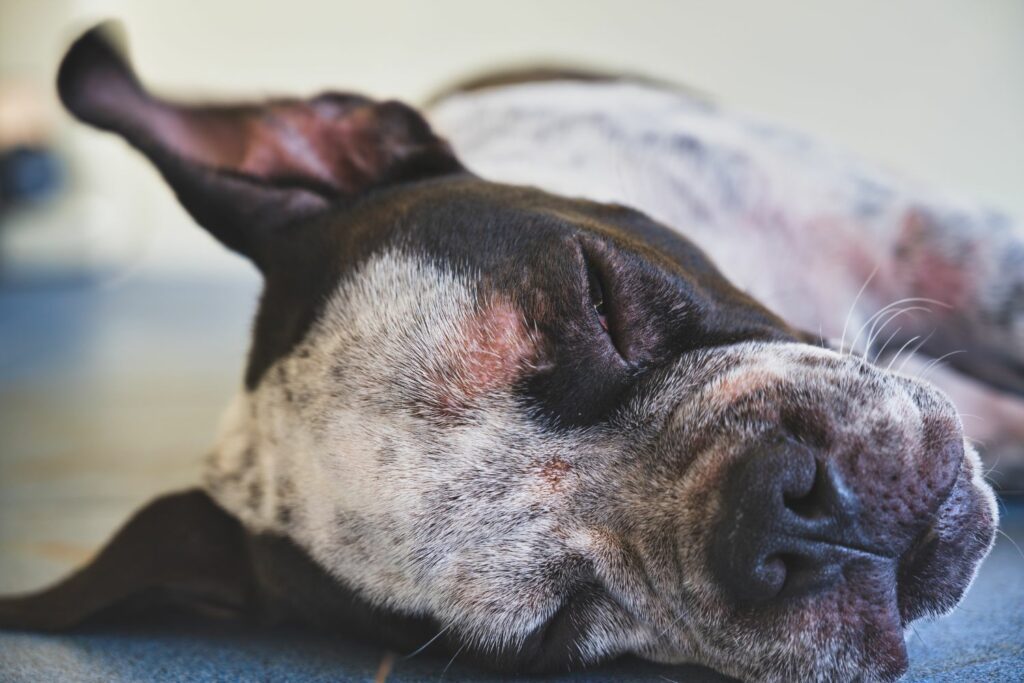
[897,209,975,310]
[711,369,781,407]
[423,298,541,421]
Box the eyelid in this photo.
[587,265,607,319]
[582,247,628,361]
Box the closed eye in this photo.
[588,266,610,332]
[585,252,627,361]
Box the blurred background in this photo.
[0,0,1022,594]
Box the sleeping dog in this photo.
[0,24,1007,683]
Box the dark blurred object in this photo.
[0,145,61,213]
[0,78,65,272]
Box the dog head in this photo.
[2,25,997,683]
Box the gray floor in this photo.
[0,274,1022,681]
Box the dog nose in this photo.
[710,437,876,602]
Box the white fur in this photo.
[205,248,995,681]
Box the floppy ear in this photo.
[57,23,464,271]
[0,488,446,654]
[0,490,254,630]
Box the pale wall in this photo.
[2,0,1021,277]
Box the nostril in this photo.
[711,441,867,603]
[783,458,831,521]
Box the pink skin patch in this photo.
[709,367,784,409]
[422,297,542,421]
[896,209,976,310]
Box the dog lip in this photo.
[896,522,938,583]
[901,452,969,557]
[773,528,896,562]
[894,454,996,624]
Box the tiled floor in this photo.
[0,274,1021,681]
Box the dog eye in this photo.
[586,257,627,359]
[588,267,610,332]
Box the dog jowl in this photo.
[0,25,997,683]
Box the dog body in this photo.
[0,28,1009,683]
[198,72,1005,678]
[427,77,1024,470]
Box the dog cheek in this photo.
[425,298,541,418]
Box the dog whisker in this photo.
[853,308,899,359]
[655,608,689,641]
[863,305,932,359]
[996,528,1024,567]
[908,623,929,651]
[919,350,966,381]
[984,448,1003,474]
[899,333,938,375]
[440,642,467,678]
[861,308,908,359]
[848,301,893,357]
[403,622,454,660]
[885,335,922,372]
[853,299,934,359]
[871,326,904,364]
[839,265,880,356]
[850,294,949,358]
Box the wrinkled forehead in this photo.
[332,177,730,281]
[247,177,789,389]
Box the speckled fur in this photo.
[52,28,1005,682]
[427,80,1024,466]
[205,250,997,682]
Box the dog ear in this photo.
[0,490,255,630]
[0,488,448,654]
[56,23,464,271]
